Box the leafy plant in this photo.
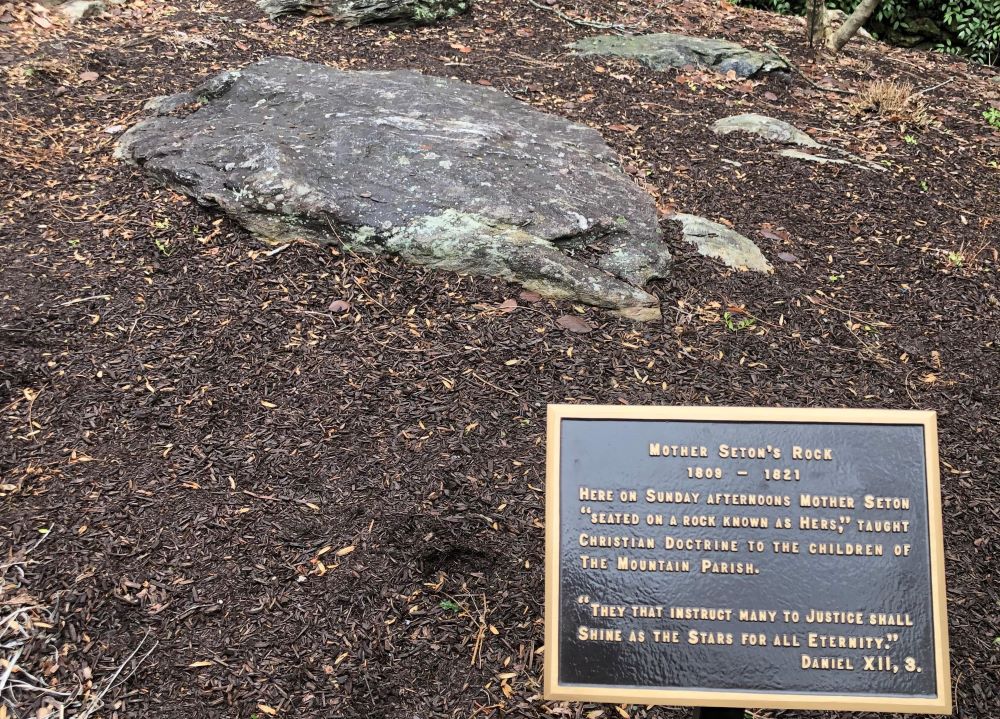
[439,598,462,613]
[984,107,1000,129]
[723,311,757,332]
[946,251,964,267]
[904,134,918,144]
[154,238,174,257]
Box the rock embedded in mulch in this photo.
[117,56,672,319]
[670,214,772,274]
[712,113,820,148]
[713,113,886,172]
[568,33,787,78]
[256,0,470,23]
[58,0,106,22]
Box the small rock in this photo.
[712,113,820,148]
[104,124,125,134]
[58,0,106,22]
[670,214,772,274]
[569,33,787,78]
[777,252,799,263]
[778,148,853,166]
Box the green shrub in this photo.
[733,0,1000,64]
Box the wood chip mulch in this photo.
[1,1,998,717]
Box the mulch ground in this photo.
[1,1,998,717]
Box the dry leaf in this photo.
[335,545,355,557]
[189,660,213,668]
[257,705,278,716]
[556,315,593,333]
[328,299,351,313]
[79,71,99,82]
[260,400,277,409]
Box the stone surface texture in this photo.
[713,113,886,172]
[256,0,469,23]
[58,0,106,22]
[569,33,787,78]
[712,113,820,148]
[670,214,772,274]
[117,56,671,316]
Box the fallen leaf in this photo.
[518,290,542,302]
[777,252,799,263]
[328,299,351,312]
[257,705,278,716]
[79,71,99,83]
[335,545,355,557]
[260,400,277,409]
[189,661,213,668]
[556,315,593,333]
[764,91,778,101]
[497,298,517,312]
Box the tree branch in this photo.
[829,0,882,52]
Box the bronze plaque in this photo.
[544,406,950,713]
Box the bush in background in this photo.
[735,0,1000,65]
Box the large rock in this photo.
[116,57,671,317]
[569,33,787,78]
[256,0,470,24]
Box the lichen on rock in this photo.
[117,56,671,319]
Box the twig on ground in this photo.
[764,43,856,95]
[75,632,157,719]
[526,0,641,33]
[470,372,520,398]
[909,76,956,99]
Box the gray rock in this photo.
[569,33,787,78]
[713,114,885,172]
[670,214,772,274]
[58,0,105,22]
[712,113,820,148]
[777,149,853,166]
[117,57,671,318]
[778,148,885,172]
[256,0,470,24]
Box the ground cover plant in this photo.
[2,0,999,717]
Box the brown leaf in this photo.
[556,315,593,333]
[777,252,799,263]
[518,290,542,302]
[328,299,351,313]
[607,124,630,133]
[496,298,518,313]
[79,71,99,82]
[764,91,778,101]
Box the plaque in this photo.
[544,405,950,713]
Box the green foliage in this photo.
[439,598,462,613]
[985,107,1000,129]
[733,0,1000,64]
[723,311,756,332]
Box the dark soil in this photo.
[1,1,998,718]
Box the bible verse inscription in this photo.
[545,407,950,713]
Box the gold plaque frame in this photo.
[544,405,951,714]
